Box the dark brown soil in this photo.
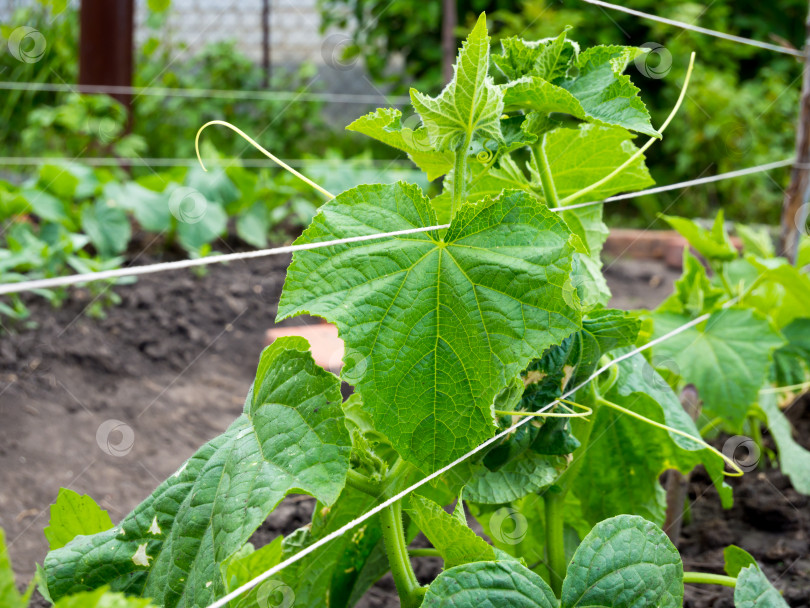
[3,252,806,606]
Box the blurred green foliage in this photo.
[320,0,805,226]
[0,0,330,164]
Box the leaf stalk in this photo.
[682,572,737,588]
[380,501,424,608]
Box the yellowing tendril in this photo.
[595,396,744,477]
[195,120,335,199]
[495,399,592,419]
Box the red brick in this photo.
[265,324,344,372]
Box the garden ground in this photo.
[1,252,807,607]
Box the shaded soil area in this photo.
[681,399,810,608]
[2,252,806,606]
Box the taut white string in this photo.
[0,158,794,296]
[0,225,449,296]
[582,0,805,58]
[0,81,411,105]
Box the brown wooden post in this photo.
[779,1,810,262]
[262,0,272,87]
[441,0,457,84]
[79,0,134,113]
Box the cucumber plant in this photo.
[30,14,804,607]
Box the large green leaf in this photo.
[407,495,495,568]
[560,45,659,138]
[410,14,503,151]
[651,308,784,429]
[422,560,558,608]
[278,183,580,471]
[1,527,33,608]
[346,108,454,181]
[561,515,683,608]
[44,488,114,550]
[43,338,349,607]
[734,565,789,608]
[80,198,132,258]
[760,393,810,495]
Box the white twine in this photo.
[582,0,805,58]
[0,158,793,296]
[206,299,737,608]
[0,225,450,296]
[0,156,413,169]
[556,158,794,211]
[0,81,411,105]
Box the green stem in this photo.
[554,386,598,497]
[545,491,566,596]
[534,138,559,207]
[682,572,737,588]
[408,547,441,558]
[715,263,734,296]
[451,133,473,218]
[345,469,382,497]
[380,501,423,608]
